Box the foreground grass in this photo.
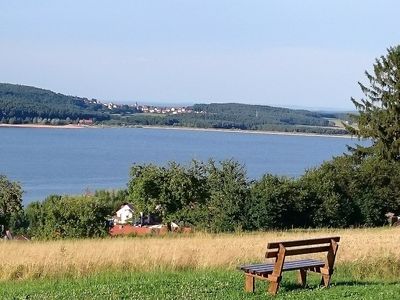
[1,267,400,300]
[2,228,400,299]
[1,227,400,281]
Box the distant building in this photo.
[113,204,134,225]
[78,119,93,125]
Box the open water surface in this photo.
[0,127,367,203]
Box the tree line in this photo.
[105,103,349,135]
[0,83,110,123]
[1,154,400,239]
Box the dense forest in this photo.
[192,103,329,126]
[107,103,349,134]
[0,83,110,124]
[0,83,349,134]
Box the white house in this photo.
[114,204,134,225]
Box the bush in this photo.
[128,160,250,232]
[247,175,307,230]
[351,157,400,226]
[25,195,110,239]
[299,156,359,228]
[0,175,23,233]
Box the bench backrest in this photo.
[265,236,340,258]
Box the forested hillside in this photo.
[0,83,349,134]
[110,103,348,134]
[0,83,109,124]
[192,103,329,127]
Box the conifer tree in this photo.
[347,46,400,160]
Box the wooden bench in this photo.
[239,236,340,295]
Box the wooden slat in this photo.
[286,245,331,256]
[244,259,320,272]
[265,249,279,258]
[267,236,340,249]
[239,262,274,270]
[266,245,330,258]
[241,259,325,274]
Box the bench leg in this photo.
[245,274,255,292]
[298,269,307,287]
[268,277,281,295]
[321,274,331,287]
[320,267,332,287]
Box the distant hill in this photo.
[0,83,349,134]
[113,103,349,134]
[191,103,330,127]
[0,83,109,123]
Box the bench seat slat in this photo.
[240,258,321,271]
[240,259,324,275]
[244,262,323,274]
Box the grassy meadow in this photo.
[1,227,400,299]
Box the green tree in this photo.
[128,161,209,225]
[347,46,400,160]
[95,189,129,213]
[128,164,164,215]
[350,157,400,226]
[299,156,359,228]
[0,175,23,232]
[25,195,110,239]
[127,160,250,231]
[247,175,307,230]
[205,160,249,232]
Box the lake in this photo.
[0,127,366,204]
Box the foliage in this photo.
[128,160,249,231]
[349,157,400,226]
[25,195,111,239]
[247,175,307,230]
[94,189,130,213]
[205,160,249,232]
[127,155,400,230]
[111,103,348,135]
[299,156,359,228]
[347,46,400,160]
[0,83,110,123]
[299,155,400,227]
[15,155,400,238]
[0,175,23,232]
[192,103,330,126]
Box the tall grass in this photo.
[1,227,399,281]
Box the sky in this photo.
[1,1,399,110]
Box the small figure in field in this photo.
[385,212,400,226]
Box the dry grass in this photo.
[1,227,399,281]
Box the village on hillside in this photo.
[87,98,194,115]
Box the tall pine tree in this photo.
[347,46,400,160]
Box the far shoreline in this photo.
[139,125,356,139]
[0,123,357,139]
[0,123,85,129]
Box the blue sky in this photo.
[1,1,399,110]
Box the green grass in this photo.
[1,267,399,300]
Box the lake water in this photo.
[0,127,366,204]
